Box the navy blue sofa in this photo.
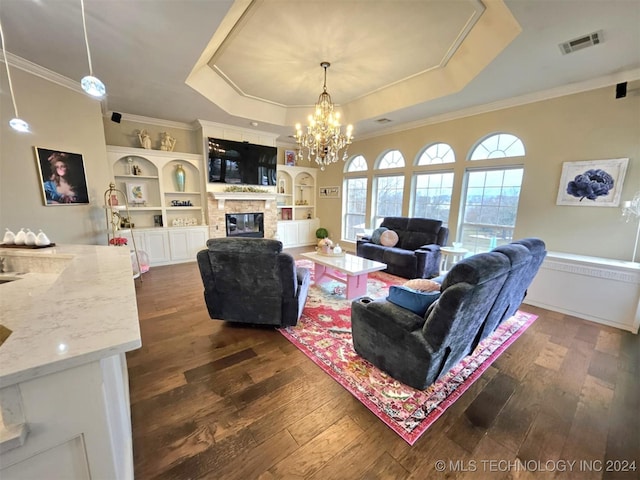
[356,217,449,279]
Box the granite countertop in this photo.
[0,244,141,387]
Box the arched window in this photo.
[459,133,526,254]
[378,150,405,169]
[470,133,525,160]
[346,155,368,172]
[417,142,455,165]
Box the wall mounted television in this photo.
[207,137,277,186]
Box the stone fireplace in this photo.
[207,192,278,240]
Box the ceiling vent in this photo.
[375,118,393,124]
[559,30,603,55]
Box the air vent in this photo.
[559,30,603,55]
[375,118,392,124]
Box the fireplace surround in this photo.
[207,192,278,240]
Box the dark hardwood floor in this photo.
[128,250,639,479]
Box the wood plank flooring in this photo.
[128,251,639,479]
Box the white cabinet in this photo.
[297,220,318,246]
[120,227,208,266]
[168,228,208,261]
[145,230,172,264]
[277,218,319,248]
[277,222,298,247]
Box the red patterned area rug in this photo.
[279,260,538,445]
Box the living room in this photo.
[1,1,639,478]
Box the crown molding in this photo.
[195,119,280,141]
[2,52,110,114]
[2,52,80,93]
[357,68,640,140]
[104,112,195,130]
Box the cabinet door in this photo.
[169,228,208,261]
[277,222,298,247]
[297,221,312,246]
[296,219,319,246]
[145,230,171,264]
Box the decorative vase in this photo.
[174,164,186,192]
[321,245,331,254]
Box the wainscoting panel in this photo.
[525,251,640,333]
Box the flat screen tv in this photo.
[207,137,277,186]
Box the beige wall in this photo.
[103,118,200,154]
[3,70,638,262]
[0,69,111,245]
[316,85,640,262]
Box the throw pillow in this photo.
[370,227,388,245]
[387,285,441,316]
[404,278,440,292]
[379,229,399,247]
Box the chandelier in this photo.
[295,62,353,170]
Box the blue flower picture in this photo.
[556,158,628,207]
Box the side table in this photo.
[440,247,469,273]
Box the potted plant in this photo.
[315,227,329,240]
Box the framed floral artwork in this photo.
[556,158,629,207]
[34,147,90,206]
[126,182,148,205]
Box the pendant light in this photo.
[80,0,106,97]
[0,18,29,132]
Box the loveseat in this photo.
[356,217,449,279]
[351,238,546,390]
[197,238,311,327]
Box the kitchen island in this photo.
[0,244,141,479]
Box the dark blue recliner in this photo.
[351,238,546,390]
[197,238,310,327]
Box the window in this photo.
[378,150,405,169]
[417,143,455,165]
[343,177,368,240]
[412,172,454,224]
[460,133,526,253]
[470,133,525,160]
[373,175,404,226]
[460,168,524,253]
[342,155,369,241]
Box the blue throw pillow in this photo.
[387,285,441,316]
[371,227,388,245]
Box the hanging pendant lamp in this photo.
[80,0,106,97]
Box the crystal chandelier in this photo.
[295,62,353,170]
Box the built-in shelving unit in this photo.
[106,146,209,266]
[276,164,319,247]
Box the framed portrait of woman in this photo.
[34,147,90,206]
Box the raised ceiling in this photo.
[1,0,639,141]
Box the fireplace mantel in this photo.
[210,191,277,209]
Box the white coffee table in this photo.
[301,251,387,300]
